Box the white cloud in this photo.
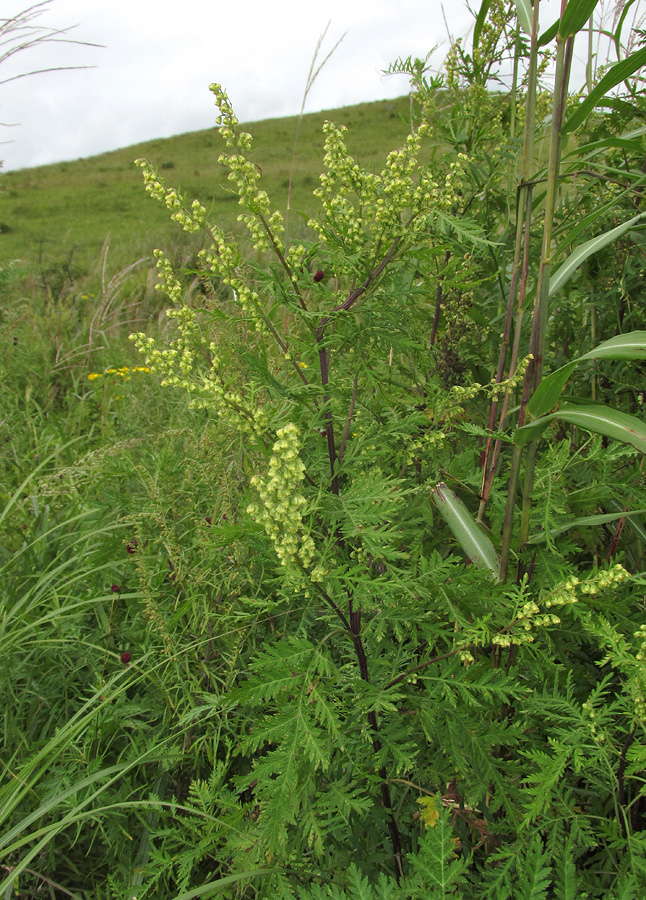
[0,0,570,172]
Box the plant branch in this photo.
[386,649,460,690]
[337,370,359,463]
[257,212,308,312]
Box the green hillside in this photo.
[0,95,414,271]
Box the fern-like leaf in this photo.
[517,835,552,900]
[406,800,467,897]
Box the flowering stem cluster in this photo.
[308,118,463,274]
[492,564,632,648]
[130,253,266,436]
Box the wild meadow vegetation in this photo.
[2,0,646,896]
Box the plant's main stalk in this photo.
[500,4,574,580]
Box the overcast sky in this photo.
[1,0,594,172]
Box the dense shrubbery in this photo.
[2,0,646,897]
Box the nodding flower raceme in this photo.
[134,159,206,234]
[247,423,325,588]
[209,82,285,254]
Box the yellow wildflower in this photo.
[417,796,440,829]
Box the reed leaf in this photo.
[614,0,640,59]
[513,0,533,36]
[564,46,646,132]
[559,0,601,38]
[473,0,493,49]
[529,331,646,418]
[538,18,560,47]
[515,403,646,453]
[528,509,646,544]
[549,213,646,298]
[431,483,500,579]
[596,97,646,119]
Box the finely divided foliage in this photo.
[2,0,646,896]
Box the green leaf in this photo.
[554,832,579,900]
[528,509,646,544]
[515,403,646,453]
[564,46,646,133]
[528,363,578,419]
[614,0,639,60]
[612,874,638,900]
[434,209,502,246]
[549,213,646,298]
[347,866,381,900]
[473,0,493,49]
[528,331,646,418]
[539,18,560,46]
[595,96,646,120]
[518,835,553,899]
[171,870,273,900]
[521,746,572,827]
[407,799,468,897]
[559,0,601,38]
[513,0,533,35]
[294,866,398,900]
[431,483,500,580]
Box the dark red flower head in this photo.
[126,539,138,554]
[111,584,120,593]
[313,269,325,283]
[120,651,131,664]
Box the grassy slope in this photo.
[0,95,413,273]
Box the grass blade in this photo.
[0,437,82,529]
